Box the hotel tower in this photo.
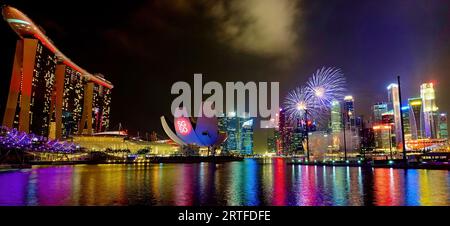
[1,6,113,139]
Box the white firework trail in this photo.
[284,86,315,121]
[305,67,346,109]
[284,66,347,128]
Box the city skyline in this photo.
[0,0,449,139]
[0,1,449,212]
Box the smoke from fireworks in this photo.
[305,67,346,109]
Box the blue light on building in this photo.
[219,112,254,155]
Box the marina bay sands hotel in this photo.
[1,5,113,139]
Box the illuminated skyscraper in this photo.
[343,96,355,129]
[329,100,342,152]
[408,98,423,139]
[267,136,276,153]
[330,100,342,133]
[217,112,228,151]
[221,112,254,154]
[372,102,388,123]
[290,131,303,153]
[92,76,112,133]
[59,66,85,137]
[382,110,394,124]
[2,6,113,139]
[438,113,448,139]
[273,129,282,154]
[387,84,402,146]
[373,124,392,152]
[343,96,359,151]
[402,106,411,141]
[279,108,292,154]
[2,38,58,137]
[223,112,238,151]
[355,115,365,133]
[241,119,254,155]
[420,83,439,138]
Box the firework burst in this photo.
[284,67,347,128]
[305,67,346,109]
[284,86,315,120]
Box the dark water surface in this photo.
[0,158,449,206]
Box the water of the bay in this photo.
[0,158,448,206]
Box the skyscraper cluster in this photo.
[218,112,254,155]
[372,82,447,152]
[267,79,449,159]
[266,108,318,156]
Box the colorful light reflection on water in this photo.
[0,158,448,206]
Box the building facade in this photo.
[343,96,360,152]
[439,113,448,139]
[387,84,402,147]
[330,100,342,133]
[373,124,392,152]
[372,102,388,124]
[420,83,439,139]
[408,97,423,139]
[241,119,254,155]
[2,6,113,139]
[402,106,412,141]
[219,112,254,155]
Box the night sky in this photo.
[0,0,449,151]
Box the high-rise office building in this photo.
[356,115,364,133]
[343,96,359,151]
[241,119,254,155]
[439,113,448,139]
[360,127,375,151]
[372,102,388,124]
[408,98,423,139]
[220,112,254,155]
[2,6,113,139]
[382,110,394,124]
[343,96,355,129]
[267,136,276,153]
[290,120,305,153]
[420,83,439,138]
[402,106,412,141]
[278,108,292,154]
[330,100,342,133]
[223,112,238,151]
[217,112,228,151]
[373,124,392,152]
[329,100,342,152]
[265,110,282,154]
[387,83,402,146]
